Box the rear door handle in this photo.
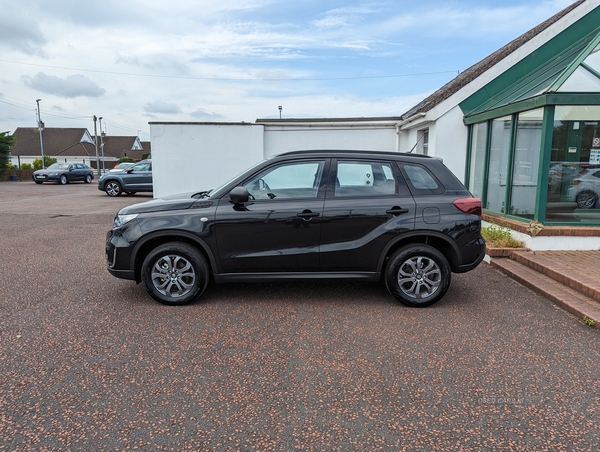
[386,207,409,216]
[297,211,320,219]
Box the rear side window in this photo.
[400,163,445,195]
[335,160,397,197]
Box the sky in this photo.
[0,0,577,140]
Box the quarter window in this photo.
[401,164,445,195]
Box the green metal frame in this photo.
[534,106,555,223]
[503,114,518,216]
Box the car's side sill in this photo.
[213,272,380,283]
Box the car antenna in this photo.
[408,133,425,154]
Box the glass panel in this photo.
[557,66,600,92]
[583,42,600,73]
[468,122,487,199]
[335,161,396,197]
[547,106,600,222]
[485,116,512,213]
[509,109,543,219]
[244,161,324,199]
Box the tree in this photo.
[33,156,57,170]
[0,132,14,178]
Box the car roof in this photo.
[275,149,434,161]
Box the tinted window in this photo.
[335,160,396,197]
[401,163,445,195]
[132,162,151,172]
[243,161,324,200]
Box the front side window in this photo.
[132,162,151,172]
[243,161,324,200]
[335,161,396,197]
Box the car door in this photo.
[124,162,152,190]
[319,158,416,272]
[215,159,328,273]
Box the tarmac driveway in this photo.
[0,182,598,450]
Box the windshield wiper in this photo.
[192,189,212,199]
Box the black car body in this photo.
[105,150,485,307]
[98,160,152,196]
[33,163,94,185]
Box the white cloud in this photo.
[21,73,106,98]
[144,101,183,114]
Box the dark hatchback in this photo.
[33,162,94,185]
[105,150,485,307]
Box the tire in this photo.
[125,192,136,195]
[85,174,92,184]
[35,181,43,185]
[385,244,451,307]
[59,174,68,185]
[576,190,597,209]
[141,242,210,306]
[105,181,122,197]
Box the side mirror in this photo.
[229,186,249,204]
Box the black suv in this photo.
[105,150,485,307]
[98,160,152,196]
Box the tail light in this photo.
[571,179,581,186]
[453,197,482,216]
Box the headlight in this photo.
[114,213,138,227]
[50,173,58,176]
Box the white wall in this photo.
[150,123,264,198]
[433,107,469,182]
[263,125,398,157]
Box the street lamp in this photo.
[99,117,105,172]
[278,105,282,119]
[36,99,45,169]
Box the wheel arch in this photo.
[377,231,462,275]
[130,231,218,283]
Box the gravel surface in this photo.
[0,182,598,451]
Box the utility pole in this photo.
[99,117,105,172]
[93,115,100,175]
[36,99,46,169]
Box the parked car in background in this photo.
[567,167,600,208]
[110,162,135,172]
[32,163,94,185]
[98,160,152,196]
[105,150,485,307]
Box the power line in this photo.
[0,58,459,81]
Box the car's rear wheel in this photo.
[385,244,451,307]
[105,181,122,196]
[576,190,597,209]
[85,174,92,184]
[141,242,209,306]
[59,175,68,185]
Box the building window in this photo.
[547,106,600,222]
[418,129,429,155]
[468,122,488,199]
[486,116,512,213]
[509,109,543,219]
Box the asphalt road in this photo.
[0,181,598,451]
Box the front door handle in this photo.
[297,210,320,219]
[386,207,409,216]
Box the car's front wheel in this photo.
[59,174,68,185]
[141,242,210,306]
[576,190,597,209]
[85,174,92,184]
[385,244,451,307]
[105,181,122,196]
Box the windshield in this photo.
[47,163,69,170]
[208,159,266,198]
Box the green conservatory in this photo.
[463,12,600,226]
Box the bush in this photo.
[117,157,136,164]
[21,163,32,170]
[33,156,57,170]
